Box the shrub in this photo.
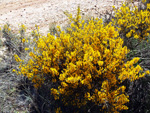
[2,23,27,55]
[112,2,150,50]
[14,7,149,113]
[112,1,150,113]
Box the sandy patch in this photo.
[0,0,125,35]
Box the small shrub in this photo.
[2,24,27,55]
[112,2,150,50]
[112,1,150,113]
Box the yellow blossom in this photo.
[24,48,29,51]
[22,38,25,43]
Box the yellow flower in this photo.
[12,69,16,72]
[142,0,147,3]
[112,5,115,9]
[98,61,104,66]
[134,35,139,39]
[147,3,150,9]
[29,52,34,57]
[22,38,26,43]
[126,32,132,38]
[146,70,150,75]
[55,107,62,113]
[14,54,22,62]
[24,48,29,51]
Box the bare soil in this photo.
[0,0,125,34]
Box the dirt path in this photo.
[0,0,125,35]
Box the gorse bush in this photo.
[2,24,28,55]
[112,2,150,50]
[13,6,150,113]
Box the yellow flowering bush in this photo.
[2,24,12,42]
[112,2,150,49]
[15,7,148,112]
[2,23,29,54]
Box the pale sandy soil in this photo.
[0,0,125,35]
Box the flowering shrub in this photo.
[2,24,28,54]
[2,24,13,52]
[14,7,149,112]
[112,2,150,49]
